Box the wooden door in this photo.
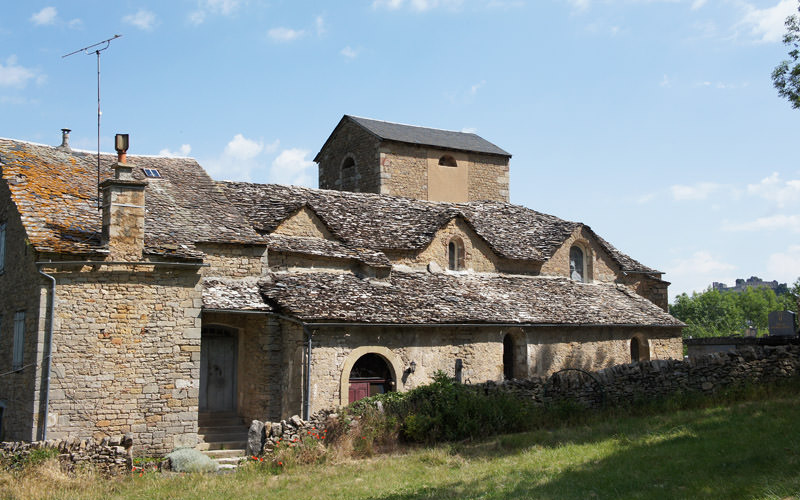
[348,382,370,404]
[200,330,237,412]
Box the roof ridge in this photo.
[0,137,196,160]
[346,115,479,136]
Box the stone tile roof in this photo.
[317,115,511,159]
[220,182,658,273]
[0,138,261,258]
[266,234,391,268]
[261,271,683,326]
[202,278,273,311]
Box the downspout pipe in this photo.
[37,267,56,442]
[270,312,313,421]
[303,325,312,421]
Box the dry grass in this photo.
[0,458,107,500]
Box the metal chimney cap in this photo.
[58,128,72,151]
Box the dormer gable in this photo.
[394,216,504,273]
[273,205,336,240]
[540,226,622,283]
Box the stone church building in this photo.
[0,116,683,453]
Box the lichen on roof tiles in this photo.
[260,270,683,326]
[0,138,261,258]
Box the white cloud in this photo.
[316,15,326,36]
[268,27,305,42]
[747,172,800,208]
[767,246,800,280]
[667,251,736,281]
[723,214,800,233]
[31,6,57,26]
[690,0,706,10]
[189,0,240,25]
[123,10,157,31]
[670,182,723,201]
[340,46,359,59]
[203,134,279,181]
[269,149,315,187]
[567,0,591,12]
[372,0,463,11]
[660,74,671,87]
[67,18,83,29]
[224,134,265,160]
[738,0,796,43]
[636,192,657,204]
[159,144,192,157]
[469,80,486,96]
[0,56,39,88]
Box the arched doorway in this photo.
[348,353,394,404]
[503,334,514,380]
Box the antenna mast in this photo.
[63,34,122,210]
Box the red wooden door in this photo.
[348,382,370,403]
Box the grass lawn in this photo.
[3,395,800,499]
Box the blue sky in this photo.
[1,0,798,301]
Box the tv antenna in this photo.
[63,34,122,209]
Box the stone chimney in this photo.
[100,134,146,260]
[57,128,71,151]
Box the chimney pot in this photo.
[58,128,71,151]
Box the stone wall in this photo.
[466,153,509,203]
[477,345,800,410]
[317,121,382,194]
[273,207,334,240]
[197,243,269,279]
[42,263,203,455]
[0,434,133,475]
[0,181,46,442]
[301,324,682,415]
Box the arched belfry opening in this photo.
[348,353,394,403]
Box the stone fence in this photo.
[0,434,133,475]
[475,344,800,409]
[246,412,334,457]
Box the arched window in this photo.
[630,335,650,362]
[448,237,465,271]
[503,334,514,380]
[438,155,458,167]
[569,246,586,282]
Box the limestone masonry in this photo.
[0,115,682,454]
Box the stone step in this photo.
[204,441,248,451]
[199,432,249,444]
[198,425,248,435]
[203,448,247,459]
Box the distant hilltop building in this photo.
[711,276,784,293]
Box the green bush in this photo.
[165,447,218,473]
[352,371,536,443]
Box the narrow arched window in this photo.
[438,155,457,167]
[448,237,465,271]
[569,246,585,282]
[630,337,640,362]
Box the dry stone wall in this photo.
[476,345,800,409]
[0,434,133,475]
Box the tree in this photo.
[772,2,800,109]
[669,280,799,338]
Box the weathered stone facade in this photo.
[316,116,510,202]
[0,121,681,456]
